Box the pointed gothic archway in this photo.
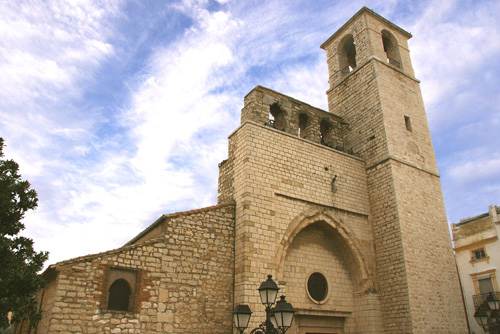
[274,209,381,333]
[275,208,374,293]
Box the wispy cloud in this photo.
[0,0,124,261]
[1,0,499,264]
[15,0,243,262]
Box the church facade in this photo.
[24,7,467,334]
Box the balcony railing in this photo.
[474,292,500,309]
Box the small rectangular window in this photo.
[478,277,495,295]
[472,248,486,261]
[404,116,412,131]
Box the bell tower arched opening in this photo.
[298,113,309,138]
[338,34,356,76]
[270,103,286,131]
[320,119,332,147]
[382,29,402,69]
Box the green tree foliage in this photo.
[0,138,48,329]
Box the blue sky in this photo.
[1,0,499,265]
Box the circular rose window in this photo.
[307,272,328,303]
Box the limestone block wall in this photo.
[327,60,388,166]
[392,162,467,333]
[218,158,234,204]
[29,205,235,334]
[374,60,438,174]
[365,161,412,333]
[452,214,498,248]
[228,121,382,333]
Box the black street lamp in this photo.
[233,275,295,334]
[234,304,252,334]
[474,292,500,333]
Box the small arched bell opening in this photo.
[382,30,402,69]
[320,119,332,147]
[270,103,286,131]
[298,113,309,138]
[108,279,131,311]
[338,34,356,76]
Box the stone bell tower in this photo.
[219,6,467,334]
[321,7,467,333]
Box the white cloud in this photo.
[4,0,499,264]
[0,0,119,104]
[410,0,500,112]
[0,0,123,177]
[449,156,500,186]
[18,2,243,264]
[0,0,124,263]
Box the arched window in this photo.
[270,103,286,131]
[320,119,332,146]
[382,30,401,69]
[108,279,131,311]
[338,34,356,75]
[298,113,309,138]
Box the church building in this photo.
[25,7,467,334]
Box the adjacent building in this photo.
[17,7,467,334]
[452,205,500,333]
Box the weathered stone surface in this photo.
[30,205,234,334]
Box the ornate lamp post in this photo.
[233,275,295,334]
[474,292,500,333]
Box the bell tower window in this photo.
[320,119,332,146]
[382,30,402,69]
[338,34,356,76]
[270,103,286,131]
[298,113,309,138]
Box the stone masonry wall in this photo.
[29,204,235,334]
[327,60,387,165]
[374,60,438,174]
[366,161,412,333]
[228,121,382,333]
[218,158,234,204]
[452,215,497,248]
[393,161,467,333]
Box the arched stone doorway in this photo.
[275,210,382,334]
